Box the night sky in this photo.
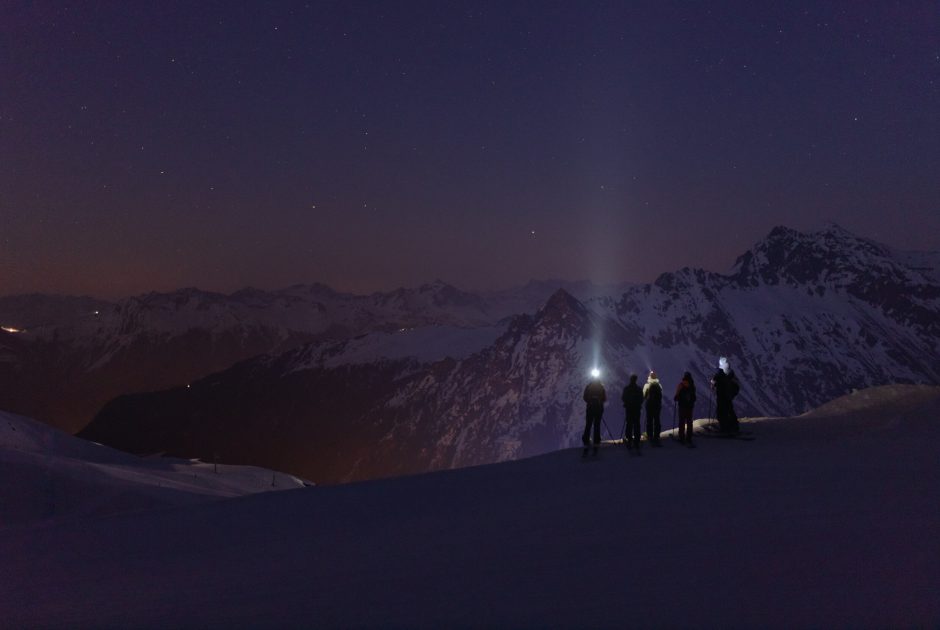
[2,1,939,298]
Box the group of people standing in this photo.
[581,359,741,454]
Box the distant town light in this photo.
[1,326,23,333]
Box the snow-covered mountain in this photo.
[7,386,940,628]
[0,408,306,528]
[610,223,940,414]
[80,289,633,483]
[0,280,543,433]
[481,277,636,316]
[79,225,940,484]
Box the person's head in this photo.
[629,373,638,384]
[683,371,693,382]
[649,370,658,381]
[718,356,730,374]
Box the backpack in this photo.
[677,383,696,407]
[647,383,662,405]
[622,384,643,411]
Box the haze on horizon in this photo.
[2,2,938,299]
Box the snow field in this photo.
[1,385,938,627]
[0,409,307,528]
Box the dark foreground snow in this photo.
[2,385,939,628]
[0,409,307,527]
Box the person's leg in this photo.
[683,410,693,442]
[592,412,601,445]
[716,399,728,432]
[680,409,691,441]
[582,409,592,445]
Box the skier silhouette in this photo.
[621,374,644,451]
[582,374,607,455]
[674,371,697,444]
[711,357,740,434]
[643,371,664,446]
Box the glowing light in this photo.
[1,326,23,333]
[590,368,601,379]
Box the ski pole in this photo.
[602,417,614,441]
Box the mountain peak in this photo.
[418,279,458,293]
[542,289,586,313]
[730,224,895,287]
[531,290,592,333]
[817,221,852,236]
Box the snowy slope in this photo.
[286,322,508,369]
[0,281,507,432]
[607,224,940,415]
[3,386,939,628]
[0,409,307,527]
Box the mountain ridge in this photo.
[77,224,940,483]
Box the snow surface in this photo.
[2,385,938,627]
[287,322,508,370]
[0,409,308,527]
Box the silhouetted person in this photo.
[643,371,663,445]
[621,374,643,450]
[674,371,697,444]
[711,357,741,434]
[582,377,607,453]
